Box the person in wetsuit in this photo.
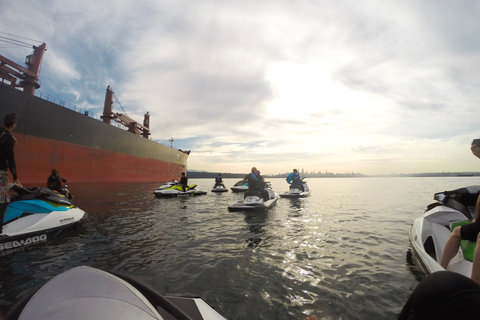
[0,113,22,232]
[179,172,188,192]
[47,168,67,193]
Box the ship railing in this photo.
[33,90,178,149]
[35,90,124,130]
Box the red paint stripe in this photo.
[13,134,187,184]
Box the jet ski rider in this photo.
[243,167,268,200]
[215,173,225,187]
[286,169,303,191]
[244,167,261,191]
[179,172,188,192]
[47,168,67,194]
[0,113,22,232]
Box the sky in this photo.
[1,0,480,175]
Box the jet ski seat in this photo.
[245,190,269,201]
[451,220,477,262]
[244,190,262,198]
[10,185,34,196]
[10,186,71,205]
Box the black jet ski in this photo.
[6,265,227,320]
[0,185,86,252]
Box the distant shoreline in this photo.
[187,171,480,179]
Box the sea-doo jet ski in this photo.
[228,183,278,211]
[230,180,248,193]
[409,185,480,277]
[6,265,227,320]
[0,185,86,252]
[279,179,311,198]
[153,182,207,197]
[211,184,228,193]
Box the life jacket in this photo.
[292,172,302,185]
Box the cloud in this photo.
[1,0,480,174]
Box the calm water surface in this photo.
[0,177,477,319]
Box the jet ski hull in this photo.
[154,190,207,197]
[0,208,85,252]
[228,198,278,211]
[211,185,228,193]
[6,265,226,320]
[230,186,248,192]
[409,185,480,278]
[1,186,86,252]
[279,192,309,198]
[228,188,278,211]
[279,183,311,198]
[230,180,248,193]
[153,183,207,197]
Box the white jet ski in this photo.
[6,265,227,320]
[153,182,207,197]
[279,180,311,198]
[230,180,248,193]
[228,183,278,211]
[211,184,228,193]
[409,185,480,277]
[0,185,86,252]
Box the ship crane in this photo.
[101,85,151,138]
[0,43,47,95]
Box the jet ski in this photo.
[279,179,311,198]
[211,184,228,193]
[230,180,248,193]
[0,185,86,252]
[6,265,227,320]
[153,182,207,197]
[409,185,480,277]
[228,183,278,211]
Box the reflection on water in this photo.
[244,211,269,248]
[287,198,306,214]
[0,177,476,319]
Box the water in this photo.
[0,176,477,319]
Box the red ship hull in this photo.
[15,133,185,184]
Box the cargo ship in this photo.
[0,43,189,185]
